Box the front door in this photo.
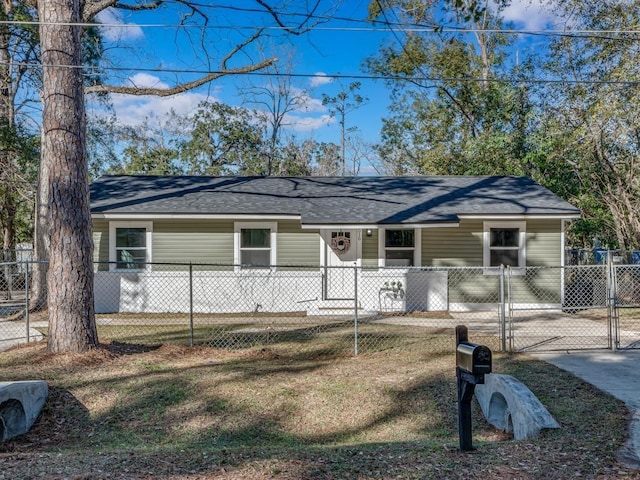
[323,229,359,299]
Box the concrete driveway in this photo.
[534,350,640,469]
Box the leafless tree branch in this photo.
[83,0,162,22]
[86,28,276,96]
[255,0,324,35]
[85,58,276,96]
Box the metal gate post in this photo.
[500,265,506,353]
[189,263,194,347]
[607,253,616,351]
[353,264,359,356]
[25,259,30,343]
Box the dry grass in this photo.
[0,336,638,479]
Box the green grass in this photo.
[0,334,635,479]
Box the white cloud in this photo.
[125,73,170,90]
[358,164,380,177]
[287,114,334,133]
[309,72,334,88]
[497,0,557,30]
[95,8,144,42]
[292,88,326,114]
[303,96,326,113]
[88,73,218,129]
[108,92,211,128]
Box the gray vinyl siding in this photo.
[421,219,563,267]
[513,219,563,303]
[93,216,563,305]
[153,220,234,269]
[447,270,502,306]
[156,219,320,267]
[277,221,319,266]
[92,219,109,270]
[94,218,320,270]
[525,219,563,266]
[422,220,483,267]
[362,230,378,268]
[421,219,564,305]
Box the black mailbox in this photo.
[456,342,492,376]
[455,325,493,452]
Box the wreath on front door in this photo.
[331,234,351,254]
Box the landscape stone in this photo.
[475,373,560,440]
[0,381,48,441]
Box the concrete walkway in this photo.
[0,319,43,351]
[534,350,640,469]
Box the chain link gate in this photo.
[611,263,640,350]
[504,260,640,353]
[505,265,611,352]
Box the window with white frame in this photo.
[381,228,419,267]
[109,222,152,270]
[235,222,277,268]
[483,221,526,269]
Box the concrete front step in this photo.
[308,300,377,316]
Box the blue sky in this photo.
[88,0,557,171]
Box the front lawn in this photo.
[0,334,634,479]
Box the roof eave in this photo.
[91,212,302,220]
[457,213,581,220]
[299,222,461,229]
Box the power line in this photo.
[2,60,639,86]
[2,18,640,40]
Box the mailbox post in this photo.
[455,325,492,452]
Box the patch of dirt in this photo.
[107,341,161,356]
[243,347,282,360]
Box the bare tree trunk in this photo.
[605,186,640,250]
[1,190,15,252]
[1,3,13,254]
[30,150,50,311]
[38,0,98,352]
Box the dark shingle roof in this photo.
[90,175,580,225]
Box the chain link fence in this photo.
[93,263,508,354]
[2,260,640,354]
[612,264,640,349]
[1,248,33,302]
[0,254,45,350]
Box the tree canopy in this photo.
[365,0,640,249]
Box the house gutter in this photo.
[300,222,460,230]
[91,213,302,220]
[458,214,581,220]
